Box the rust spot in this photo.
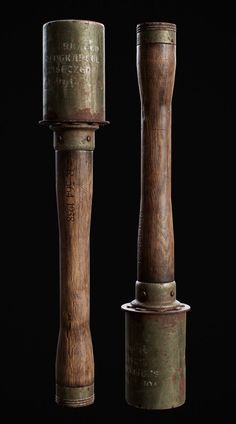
[71,108,105,123]
[44,108,105,124]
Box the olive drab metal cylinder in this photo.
[123,281,190,409]
[43,20,105,123]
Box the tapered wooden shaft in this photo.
[55,150,94,404]
[137,32,176,283]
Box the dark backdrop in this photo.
[1,1,235,422]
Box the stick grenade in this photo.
[122,23,190,410]
[41,20,106,407]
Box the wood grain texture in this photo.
[137,43,176,283]
[55,150,94,387]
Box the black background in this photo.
[1,1,235,422]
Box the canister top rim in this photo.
[44,20,104,29]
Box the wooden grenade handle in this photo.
[55,146,94,406]
[137,23,176,283]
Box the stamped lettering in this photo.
[64,161,76,223]
[127,348,159,386]
[45,40,100,89]
[65,203,75,223]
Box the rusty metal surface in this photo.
[123,306,188,409]
[53,124,98,151]
[122,288,190,409]
[132,280,179,310]
[122,284,190,409]
[42,20,105,124]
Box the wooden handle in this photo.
[137,38,176,283]
[55,149,94,405]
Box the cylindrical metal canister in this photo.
[123,302,189,409]
[43,20,105,123]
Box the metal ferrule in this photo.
[137,22,176,45]
[56,384,94,407]
[52,124,98,151]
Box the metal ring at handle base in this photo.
[55,384,94,407]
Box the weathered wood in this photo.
[137,43,176,283]
[55,150,94,388]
